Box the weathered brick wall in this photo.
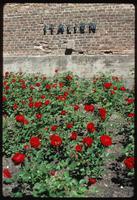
[3,3,135,56]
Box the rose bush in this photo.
[2,71,134,197]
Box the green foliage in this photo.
[3,71,134,197]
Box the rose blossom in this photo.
[30,136,41,148]
[84,104,94,112]
[12,152,25,165]
[86,122,96,133]
[98,108,107,120]
[51,125,58,131]
[66,123,73,129]
[45,84,51,90]
[120,86,126,91]
[70,132,78,140]
[74,105,80,111]
[28,102,34,108]
[126,98,134,104]
[3,96,7,102]
[50,134,62,147]
[36,113,42,119]
[15,115,25,123]
[124,157,135,169]
[103,82,112,89]
[83,137,93,147]
[100,135,112,147]
[44,100,51,105]
[13,104,18,110]
[41,95,46,99]
[24,144,30,150]
[59,82,64,88]
[3,168,12,178]
[113,86,117,90]
[35,82,41,87]
[34,101,42,108]
[66,75,73,81]
[128,113,134,118]
[60,110,67,115]
[75,144,83,152]
[88,178,96,184]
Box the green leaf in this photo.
[3,178,13,184]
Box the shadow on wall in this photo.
[3,55,134,80]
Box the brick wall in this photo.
[3,3,135,56]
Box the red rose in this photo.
[83,137,93,147]
[5,85,10,90]
[75,144,83,152]
[124,157,135,169]
[12,79,16,83]
[100,135,112,147]
[13,104,18,110]
[34,101,42,108]
[36,82,41,87]
[15,115,25,123]
[45,84,51,90]
[74,105,79,111]
[128,113,134,118]
[41,95,46,99]
[50,170,56,176]
[19,79,25,84]
[57,95,66,101]
[120,86,126,91]
[86,122,96,133]
[29,97,33,101]
[59,82,64,88]
[66,123,73,129]
[3,168,12,178]
[24,145,30,150]
[113,86,117,90]
[36,113,42,119]
[110,90,115,95]
[3,81,8,86]
[70,132,78,140]
[52,83,57,88]
[103,82,112,89]
[44,100,51,105]
[60,110,67,115]
[84,104,94,112]
[28,102,34,108]
[51,125,58,131]
[126,98,134,104]
[30,85,35,90]
[22,100,26,105]
[12,152,25,165]
[23,119,29,125]
[30,136,41,148]
[88,178,96,184]
[21,84,26,89]
[50,134,62,147]
[98,108,107,120]
[66,75,73,81]
[3,96,7,102]
[64,92,69,97]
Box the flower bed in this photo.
[2,71,135,197]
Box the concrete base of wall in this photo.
[3,54,134,89]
